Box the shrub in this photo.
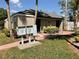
[75,27,79,35]
[43,26,59,33]
[74,36,79,42]
[2,28,10,37]
[74,27,79,42]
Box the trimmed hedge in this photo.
[43,26,59,33]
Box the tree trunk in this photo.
[6,0,13,38]
[35,0,38,24]
[74,10,78,31]
[63,17,67,31]
[63,0,68,31]
[33,0,38,41]
[74,16,77,31]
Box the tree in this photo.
[35,0,38,24]
[5,0,13,38]
[0,8,7,21]
[68,0,79,30]
[59,0,68,31]
[33,0,38,41]
[0,8,7,29]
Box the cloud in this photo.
[10,0,22,8]
[10,9,18,13]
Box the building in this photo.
[4,9,63,32]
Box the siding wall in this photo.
[12,16,17,29]
[26,17,35,26]
[17,16,35,27]
[17,16,57,32]
[4,19,8,29]
[4,15,61,32]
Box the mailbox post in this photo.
[26,25,37,43]
[16,27,26,45]
[17,25,40,49]
[16,25,37,44]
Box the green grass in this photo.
[0,33,17,45]
[0,40,79,59]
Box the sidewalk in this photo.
[0,35,43,51]
[0,41,19,51]
[0,34,44,51]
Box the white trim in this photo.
[26,15,34,17]
[12,14,35,18]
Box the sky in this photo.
[0,0,61,15]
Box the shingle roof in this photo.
[47,12,62,18]
[12,9,62,19]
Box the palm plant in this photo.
[5,0,13,38]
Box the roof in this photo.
[47,12,62,18]
[12,9,62,19]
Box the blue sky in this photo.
[0,0,61,15]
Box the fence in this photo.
[67,21,79,30]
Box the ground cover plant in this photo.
[0,33,17,45]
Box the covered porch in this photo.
[36,17,62,32]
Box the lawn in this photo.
[0,39,79,59]
[0,33,17,45]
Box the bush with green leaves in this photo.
[74,35,79,42]
[75,27,79,35]
[0,33,17,45]
[43,26,59,33]
[2,28,10,37]
[74,27,79,42]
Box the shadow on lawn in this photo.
[45,35,73,40]
[66,39,79,49]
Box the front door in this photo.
[36,19,41,32]
[56,20,61,27]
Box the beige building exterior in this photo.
[4,9,62,32]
